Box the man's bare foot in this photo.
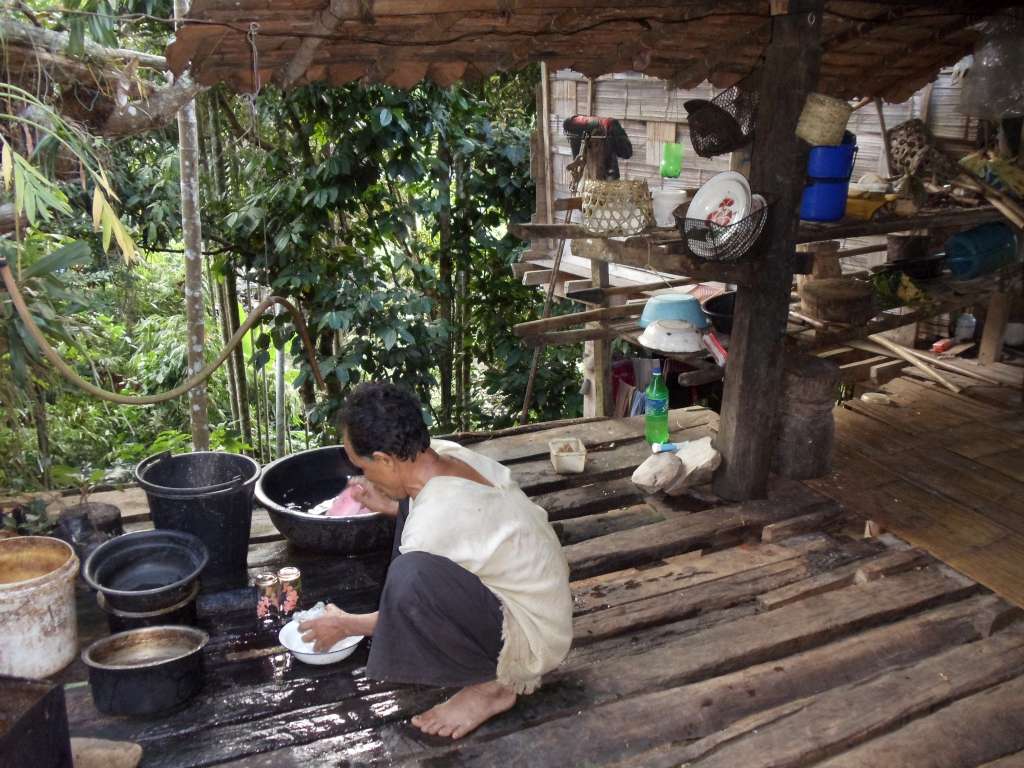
[411,681,516,740]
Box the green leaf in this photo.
[21,241,90,279]
[380,328,397,350]
[379,108,393,127]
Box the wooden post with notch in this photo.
[713,0,824,500]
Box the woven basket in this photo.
[796,93,852,146]
[580,179,654,236]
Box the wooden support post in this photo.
[584,260,613,417]
[876,97,892,178]
[712,1,824,501]
[979,291,1010,366]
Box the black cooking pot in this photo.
[97,581,199,633]
[256,447,395,555]
[83,530,208,614]
[702,291,737,335]
[82,626,208,716]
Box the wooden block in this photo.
[840,355,889,383]
[852,547,928,584]
[761,507,843,543]
[868,358,904,385]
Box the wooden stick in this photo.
[525,323,642,347]
[568,276,697,303]
[514,302,645,337]
[875,97,892,178]
[789,310,827,329]
[866,334,961,393]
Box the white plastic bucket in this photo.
[653,190,689,228]
[0,536,79,678]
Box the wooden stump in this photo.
[771,353,840,480]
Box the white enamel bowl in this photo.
[279,619,363,665]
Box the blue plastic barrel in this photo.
[800,180,849,222]
[944,223,1018,280]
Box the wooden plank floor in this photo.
[808,373,1024,608]
[61,400,1024,767]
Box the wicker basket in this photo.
[796,93,852,146]
[580,179,654,236]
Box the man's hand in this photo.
[299,605,378,651]
[299,604,358,651]
[348,477,400,517]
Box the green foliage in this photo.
[1,4,582,491]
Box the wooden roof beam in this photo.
[274,0,373,89]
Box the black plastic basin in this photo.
[83,530,208,614]
[256,447,395,555]
[702,291,736,335]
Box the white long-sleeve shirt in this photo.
[399,440,573,693]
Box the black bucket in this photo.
[136,452,261,587]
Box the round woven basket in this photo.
[580,179,654,236]
[796,94,852,146]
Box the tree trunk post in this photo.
[174,0,209,451]
[713,0,825,500]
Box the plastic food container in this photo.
[549,438,587,474]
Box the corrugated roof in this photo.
[166,1,1019,100]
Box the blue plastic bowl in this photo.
[640,293,708,329]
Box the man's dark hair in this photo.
[338,382,430,460]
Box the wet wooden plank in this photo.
[817,673,1024,768]
[564,500,840,580]
[680,624,1024,768]
[415,595,1016,768]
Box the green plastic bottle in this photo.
[644,364,670,445]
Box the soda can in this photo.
[254,572,280,621]
[277,566,302,617]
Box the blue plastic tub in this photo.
[945,223,1019,280]
[800,179,849,222]
[807,142,858,180]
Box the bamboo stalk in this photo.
[867,333,961,393]
[514,302,645,337]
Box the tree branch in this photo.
[0,18,167,71]
[100,73,207,137]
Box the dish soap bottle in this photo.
[645,364,670,444]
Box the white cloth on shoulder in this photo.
[399,440,573,694]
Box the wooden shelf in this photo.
[794,206,1005,243]
[510,206,1006,289]
[787,268,1022,353]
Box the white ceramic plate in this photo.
[688,171,750,230]
[279,619,363,666]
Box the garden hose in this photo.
[0,258,326,405]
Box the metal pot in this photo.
[702,291,736,335]
[97,580,199,634]
[82,626,208,716]
[83,530,208,614]
[256,447,395,555]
